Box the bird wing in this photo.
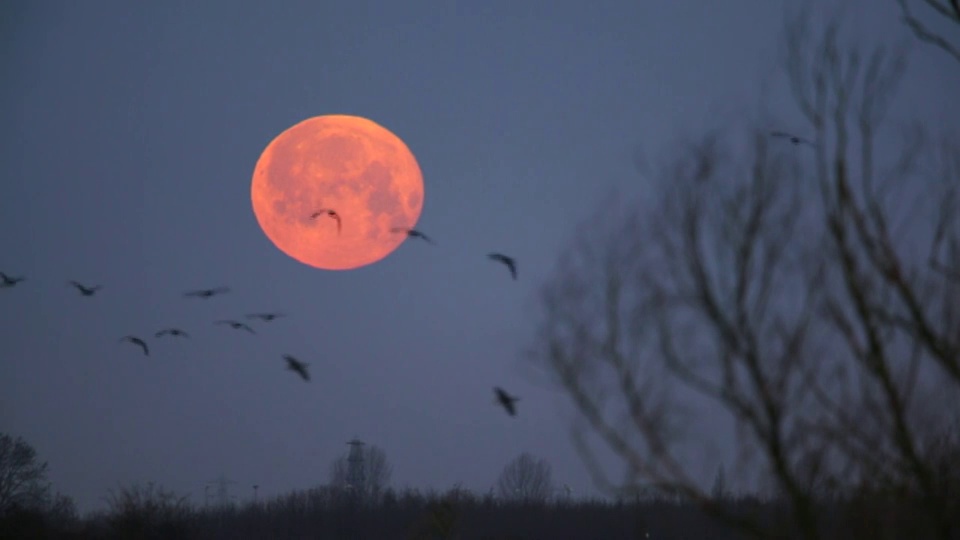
[296,364,310,380]
[490,255,517,278]
[121,337,148,355]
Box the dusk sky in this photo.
[2,1,958,513]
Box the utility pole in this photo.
[346,438,366,496]
[207,474,236,508]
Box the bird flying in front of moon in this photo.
[311,209,342,235]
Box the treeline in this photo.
[2,483,957,539]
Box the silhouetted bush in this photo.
[102,482,192,539]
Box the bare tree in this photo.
[0,433,51,515]
[895,0,960,63]
[104,481,191,538]
[328,444,393,500]
[496,452,554,503]
[527,9,960,540]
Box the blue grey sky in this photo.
[2,0,957,513]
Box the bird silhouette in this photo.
[120,336,149,356]
[494,387,520,416]
[215,320,256,334]
[69,281,101,296]
[770,131,813,147]
[391,227,436,245]
[246,313,284,322]
[311,209,341,235]
[1,272,26,288]
[283,354,310,381]
[487,253,517,280]
[184,287,230,299]
[155,328,189,338]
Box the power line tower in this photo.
[346,438,366,493]
[207,474,235,507]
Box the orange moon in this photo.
[251,115,424,270]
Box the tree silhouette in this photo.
[328,444,393,501]
[496,452,554,503]
[103,481,191,538]
[895,0,960,63]
[0,433,51,515]
[526,8,960,540]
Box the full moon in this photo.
[251,115,424,270]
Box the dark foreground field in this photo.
[2,484,957,540]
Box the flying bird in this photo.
[69,281,101,296]
[494,386,520,416]
[487,253,517,280]
[770,131,813,147]
[0,272,26,288]
[246,312,285,322]
[215,320,256,334]
[311,209,341,235]
[120,336,149,356]
[184,287,230,299]
[283,354,310,381]
[391,227,436,245]
[155,328,189,338]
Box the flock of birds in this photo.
[310,210,519,280]
[2,130,810,418]
[0,131,814,416]
[0,207,524,417]
[2,130,810,416]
